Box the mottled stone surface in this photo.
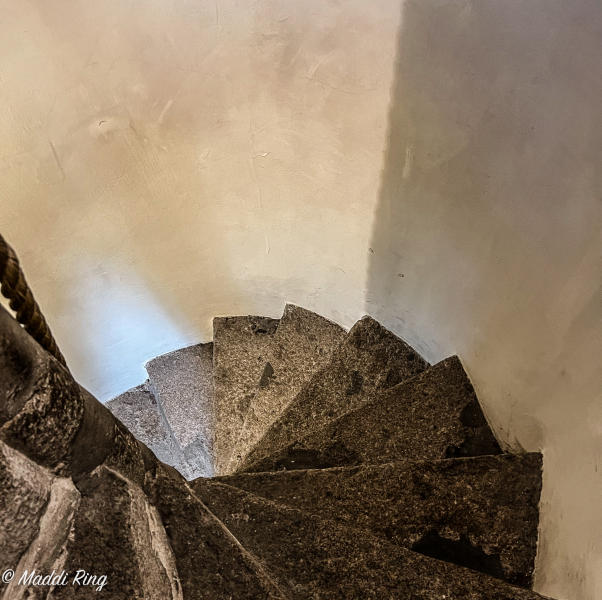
[242,356,501,473]
[146,342,215,478]
[193,480,549,599]
[97,418,156,490]
[238,316,428,471]
[212,315,279,474]
[5,477,81,600]
[0,440,53,580]
[0,306,84,475]
[106,384,181,470]
[229,304,346,471]
[146,464,286,600]
[212,453,542,586]
[51,467,177,600]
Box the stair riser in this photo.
[242,356,501,473]
[214,453,542,586]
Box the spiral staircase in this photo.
[92,303,552,599]
[0,245,555,600]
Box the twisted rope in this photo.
[0,233,68,367]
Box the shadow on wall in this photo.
[367,2,601,600]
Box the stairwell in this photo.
[0,234,555,599]
[1,301,545,599]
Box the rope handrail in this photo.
[0,233,68,367]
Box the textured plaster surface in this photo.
[0,1,599,597]
[366,2,602,599]
[0,0,394,403]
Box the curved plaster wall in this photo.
[1,0,397,400]
[1,2,600,599]
[367,2,601,600]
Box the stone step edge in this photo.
[237,356,445,472]
[192,478,551,598]
[210,451,541,479]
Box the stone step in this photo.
[105,384,187,476]
[238,315,428,471]
[0,439,54,589]
[240,356,501,473]
[147,464,288,600]
[210,453,542,586]
[192,479,550,599]
[227,304,347,472]
[212,315,279,474]
[48,466,181,599]
[146,343,214,478]
[105,384,178,466]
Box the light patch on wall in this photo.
[59,259,196,403]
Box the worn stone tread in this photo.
[146,343,215,478]
[49,466,178,599]
[106,384,181,470]
[241,356,501,473]
[0,440,53,583]
[238,315,428,471]
[192,479,550,600]
[228,304,346,472]
[212,315,279,474]
[211,453,542,586]
[146,464,288,600]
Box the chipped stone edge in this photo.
[3,476,80,600]
[104,466,183,600]
[183,481,289,600]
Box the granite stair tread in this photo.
[238,315,429,471]
[210,452,542,586]
[212,315,279,474]
[49,466,180,599]
[147,464,288,600]
[146,343,215,478]
[228,304,346,472]
[106,384,182,472]
[0,439,54,583]
[240,355,501,473]
[192,478,550,600]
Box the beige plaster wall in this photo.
[1,1,600,599]
[367,2,601,599]
[0,0,398,400]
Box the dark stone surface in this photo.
[192,479,550,599]
[0,306,84,475]
[229,304,347,471]
[146,343,215,478]
[238,316,428,471]
[50,467,173,599]
[97,419,157,490]
[242,356,501,473]
[70,385,161,490]
[212,315,279,474]
[0,306,162,487]
[210,453,542,586]
[0,440,53,582]
[146,463,286,599]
